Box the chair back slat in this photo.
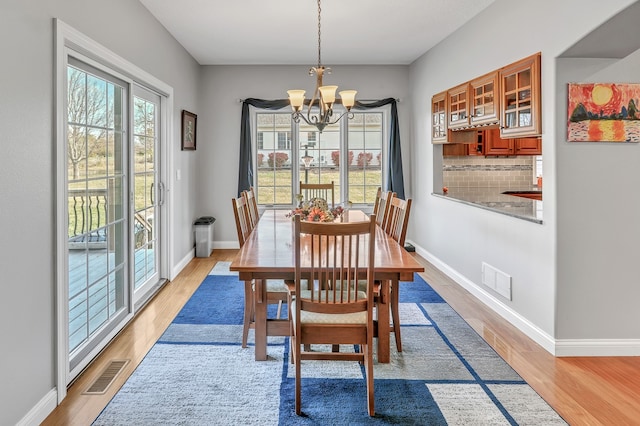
[243,187,260,228]
[385,197,412,247]
[231,196,253,247]
[372,188,395,229]
[299,181,335,208]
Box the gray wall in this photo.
[556,52,640,339]
[0,1,199,424]
[409,0,637,347]
[197,65,411,246]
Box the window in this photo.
[347,112,383,204]
[256,114,293,205]
[307,131,317,143]
[277,131,291,149]
[254,109,385,207]
[257,132,264,150]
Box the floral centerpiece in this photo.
[286,195,346,222]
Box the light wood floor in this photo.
[43,250,640,426]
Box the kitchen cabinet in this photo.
[484,128,542,156]
[447,83,471,130]
[431,91,448,143]
[442,131,484,156]
[468,130,484,156]
[470,71,500,127]
[514,137,542,155]
[442,143,467,156]
[499,53,541,137]
[484,128,513,155]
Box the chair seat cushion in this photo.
[291,289,368,325]
[265,279,288,293]
[251,279,289,293]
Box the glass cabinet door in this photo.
[447,83,470,130]
[431,91,448,143]
[499,53,541,137]
[470,71,499,126]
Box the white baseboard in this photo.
[16,388,57,426]
[555,339,640,356]
[409,239,557,354]
[409,240,640,357]
[172,249,194,280]
[213,240,239,249]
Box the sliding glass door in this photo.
[66,58,129,373]
[132,87,162,300]
[64,59,166,379]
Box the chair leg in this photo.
[288,296,295,364]
[365,341,375,416]
[242,281,253,348]
[391,281,402,352]
[295,339,302,415]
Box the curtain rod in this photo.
[237,98,402,103]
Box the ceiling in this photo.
[139,0,496,65]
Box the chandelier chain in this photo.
[317,0,322,67]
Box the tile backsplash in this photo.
[443,156,535,188]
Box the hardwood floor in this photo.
[43,250,640,425]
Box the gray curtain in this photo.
[238,98,289,197]
[238,97,404,199]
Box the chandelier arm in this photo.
[325,110,353,126]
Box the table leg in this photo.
[254,279,267,361]
[377,279,391,363]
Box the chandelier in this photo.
[287,0,357,133]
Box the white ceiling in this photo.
[139,0,496,65]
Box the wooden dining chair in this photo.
[232,196,288,348]
[286,214,377,416]
[299,181,335,208]
[242,186,260,228]
[231,195,252,247]
[372,187,395,229]
[383,196,412,352]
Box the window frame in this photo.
[251,105,388,209]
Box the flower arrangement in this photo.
[286,196,346,222]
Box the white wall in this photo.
[197,65,411,246]
[0,1,199,424]
[408,0,636,351]
[556,52,640,341]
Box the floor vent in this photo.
[83,359,130,395]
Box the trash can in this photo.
[194,216,215,257]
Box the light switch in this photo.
[176,169,181,180]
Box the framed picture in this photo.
[567,83,640,142]
[181,110,197,150]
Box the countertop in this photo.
[432,186,543,224]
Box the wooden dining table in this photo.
[229,209,424,363]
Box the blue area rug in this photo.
[93,266,566,425]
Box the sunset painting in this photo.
[567,83,640,142]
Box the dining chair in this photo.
[372,187,395,229]
[286,214,377,416]
[242,186,260,228]
[299,181,335,208]
[231,195,252,247]
[231,196,288,348]
[383,196,412,352]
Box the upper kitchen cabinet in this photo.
[431,91,448,144]
[470,71,500,127]
[499,53,541,138]
[447,83,471,130]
